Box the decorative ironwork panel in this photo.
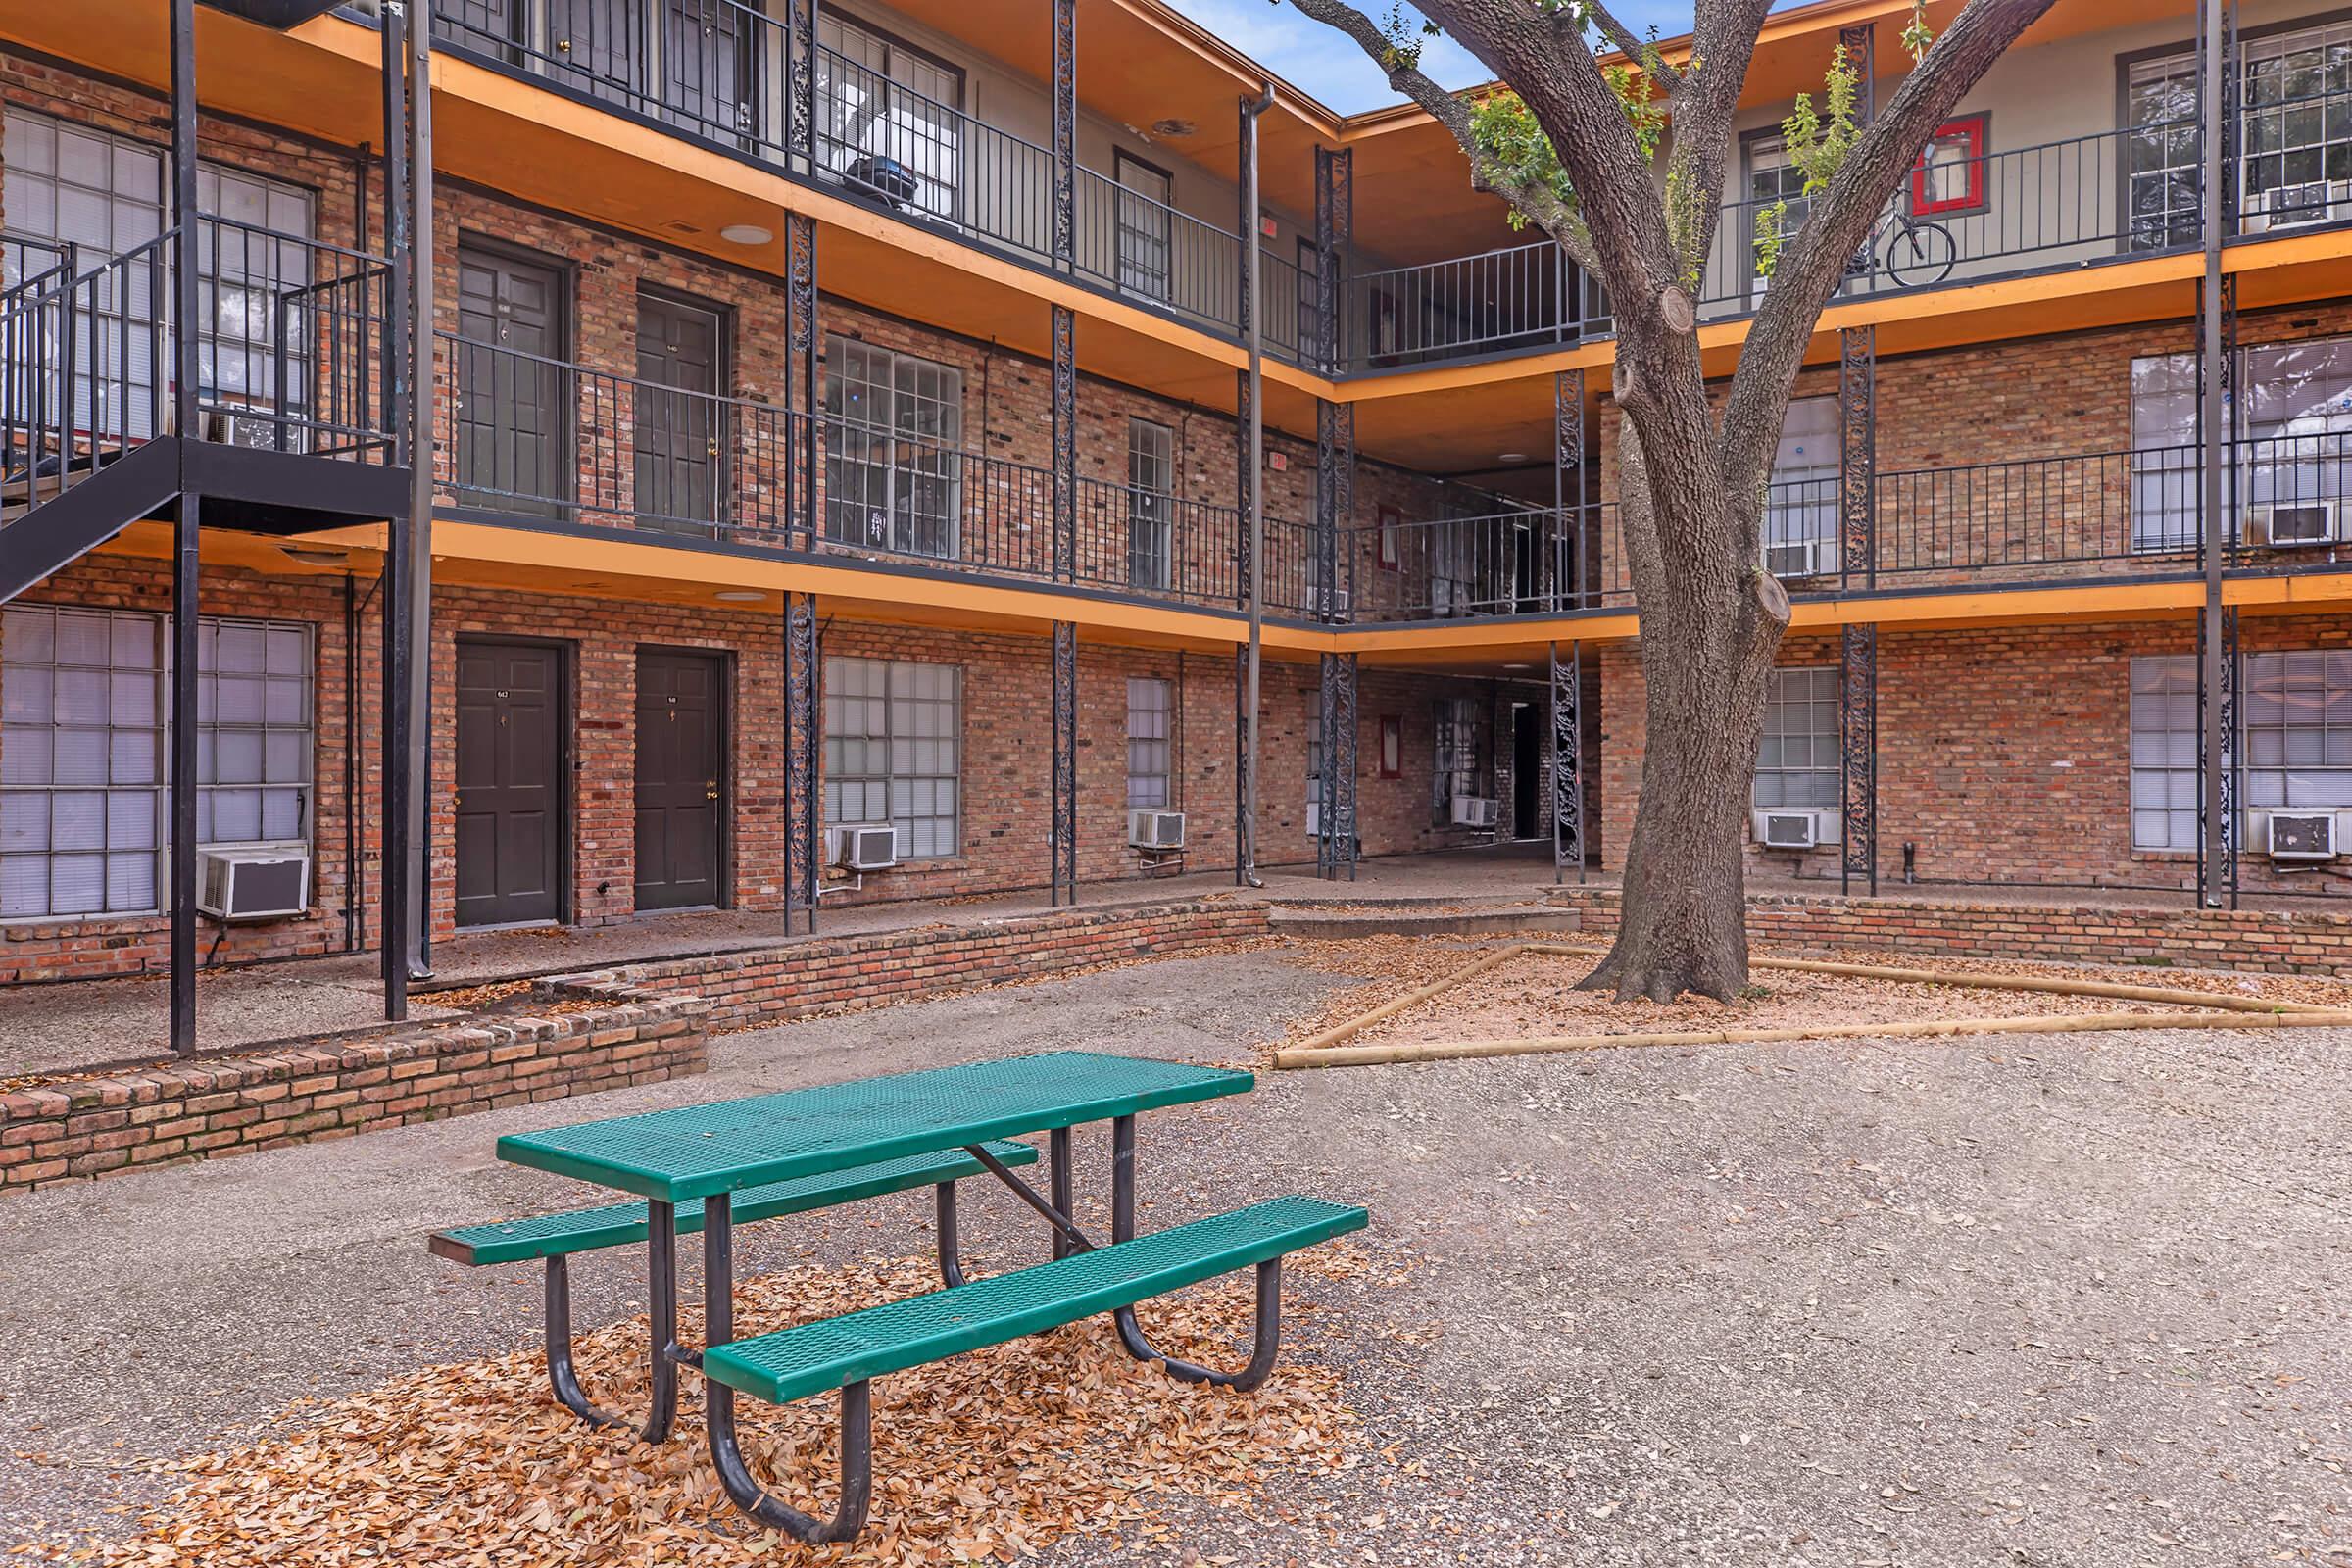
[1236,96,1254,334]
[785,592,820,930]
[1315,653,1357,879]
[1234,368,1252,605]
[1312,147,1350,371]
[1051,0,1075,267]
[1312,400,1353,622]
[1838,324,1875,587]
[1839,24,1874,122]
[788,213,818,550]
[1549,641,1582,880]
[1051,621,1078,905]
[1839,623,1877,897]
[787,0,815,162]
[1052,305,1075,581]
[2196,606,2241,905]
[1551,370,1583,609]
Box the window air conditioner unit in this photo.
[2250,499,2342,547]
[195,846,311,921]
[2265,810,2338,860]
[1450,795,1499,828]
[2241,179,2350,233]
[1756,810,1818,850]
[1128,809,1186,850]
[1765,537,1839,580]
[827,824,900,871]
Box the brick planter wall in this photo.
[1549,886,2352,976]
[0,981,707,1192]
[583,899,1274,1031]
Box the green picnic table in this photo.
[429,1050,1367,1543]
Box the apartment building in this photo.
[0,0,2340,1044]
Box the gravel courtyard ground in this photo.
[2,942,2348,1565]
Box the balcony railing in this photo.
[434,330,1248,607]
[0,219,397,496]
[415,0,2352,375]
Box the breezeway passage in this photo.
[5,942,2347,1565]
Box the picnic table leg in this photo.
[1049,1127,1074,1261]
[934,1181,968,1287]
[701,1195,875,1542]
[642,1200,682,1444]
[542,1255,628,1431]
[1107,1113,1286,1391]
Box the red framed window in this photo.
[1378,714,1403,778]
[1911,114,1987,217]
[1377,505,1402,570]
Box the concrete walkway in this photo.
[0,844,1567,1077]
[3,943,2347,1564]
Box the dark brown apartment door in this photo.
[545,0,643,104]
[634,295,724,532]
[664,0,755,139]
[456,639,565,928]
[634,651,724,910]
[455,245,568,518]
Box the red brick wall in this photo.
[1552,883,2352,977]
[0,983,707,1190]
[597,898,1273,1029]
[1599,612,2352,899]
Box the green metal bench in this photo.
[696,1194,1369,1541]
[429,1140,1038,1434]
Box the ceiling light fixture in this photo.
[714,589,766,603]
[281,546,348,567]
[719,223,774,246]
[1496,452,1527,463]
[1150,118,1198,137]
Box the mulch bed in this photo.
[1268,936,2352,1055]
[22,1247,1383,1566]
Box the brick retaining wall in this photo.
[0,979,707,1192]
[580,899,1274,1032]
[1548,887,2352,976]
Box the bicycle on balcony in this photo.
[1846,205,1959,290]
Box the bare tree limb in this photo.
[1717,0,2060,507]
[1579,0,1680,92]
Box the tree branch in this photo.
[1717,0,2060,507]
[1281,0,1599,270]
[1579,0,1680,92]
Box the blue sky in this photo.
[1165,0,1702,114]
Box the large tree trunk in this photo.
[1579,414,1788,1003]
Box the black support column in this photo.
[784,593,820,933]
[789,212,818,552]
[1049,294,1078,905]
[167,0,200,1055]
[376,0,411,1020]
[1549,641,1583,882]
[1234,365,1254,885]
[1838,324,1877,898]
[1051,621,1078,905]
[2197,0,2240,910]
[1051,0,1075,270]
[1316,653,1358,881]
[1313,147,1350,372]
[1552,369,1583,610]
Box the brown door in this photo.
[634,651,724,910]
[455,245,568,518]
[545,0,642,105]
[456,639,565,927]
[634,294,724,532]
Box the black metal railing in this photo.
[1,216,394,513]
[434,330,1250,606]
[1340,242,1608,371]
[1072,166,1241,335]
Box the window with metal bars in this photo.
[0,605,312,920]
[1127,418,1174,592]
[1752,667,1839,811]
[821,655,959,859]
[1126,676,1171,808]
[823,335,963,560]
